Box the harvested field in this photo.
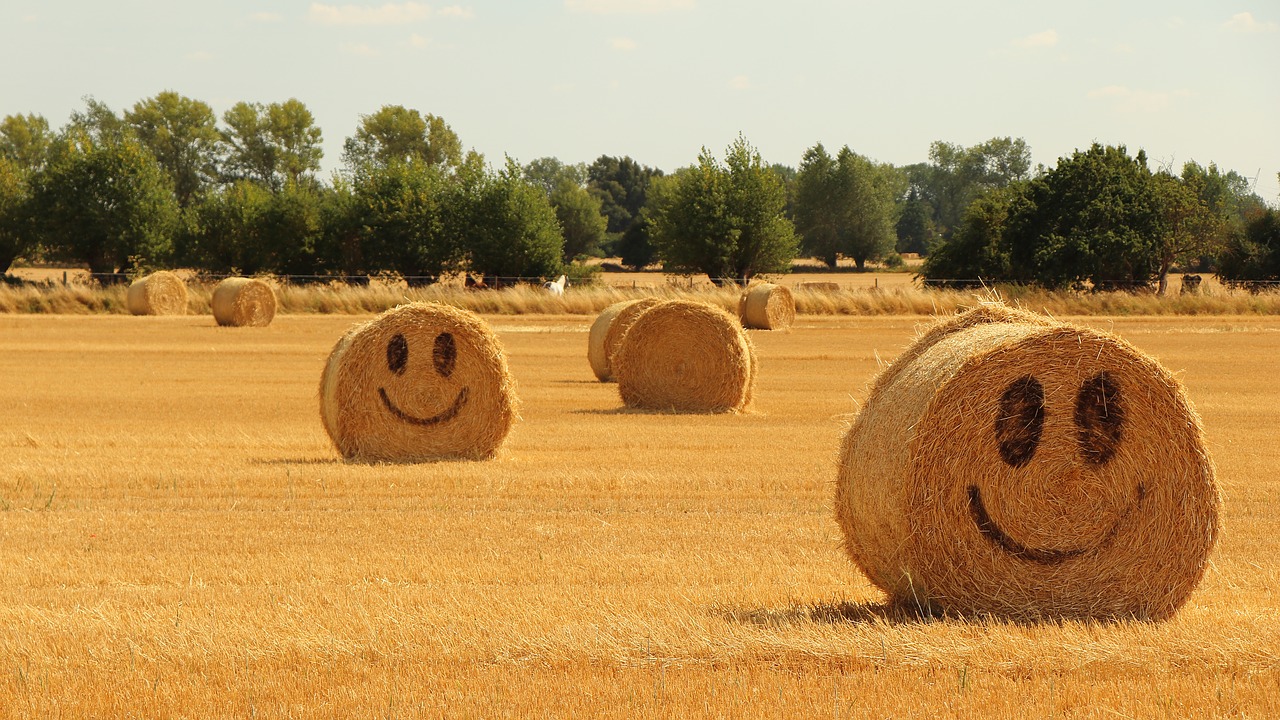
[1,313,1278,717]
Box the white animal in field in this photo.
[544,274,567,296]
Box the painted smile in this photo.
[378,386,469,427]
[967,484,1145,565]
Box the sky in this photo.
[2,1,1278,203]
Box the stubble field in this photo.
[1,310,1278,718]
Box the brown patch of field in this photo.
[0,313,1277,717]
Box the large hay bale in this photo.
[835,303,1219,620]
[738,282,795,330]
[212,277,277,327]
[126,271,188,316]
[319,302,518,462]
[613,300,756,413]
[586,297,662,382]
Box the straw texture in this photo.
[835,303,1220,620]
[126,271,188,316]
[587,298,656,382]
[613,300,756,413]
[319,302,518,462]
[738,283,795,330]
[212,277,277,327]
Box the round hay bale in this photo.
[126,271,188,316]
[738,282,795,330]
[319,302,518,462]
[613,300,756,413]
[835,304,1219,620]
[587,300,636,382]
[587,297,662,382]
[212,276,277,327]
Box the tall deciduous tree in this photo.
[911,137,1032,238]
[652,135,797,285]
[586,155,663,236]
[342,105,462,172]
[351,160,460,284]
[222,99,324,189]
[0,157,33,273]
[1151,172,1223,294]
[460,158,564,284]
[124,91,222,206]
[30,133,178,274]
[1004,144,1160,289]
[183,180,274,273]
[0,113,54,172]
[523,157,607,261]
[793,144,904,269]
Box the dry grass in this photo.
[0,313,1278,717]
[4,271,1280,317]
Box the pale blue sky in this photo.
[3,1,1277,202]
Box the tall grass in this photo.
[4,276,1280,315]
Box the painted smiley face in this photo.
[969,371,1140,564]
[319,303,517,462]
[378,331,469,426]
[836,307,1220,619]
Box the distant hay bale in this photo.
[738,282,795,330]
[319,302,518,462]
[587,297,662,382]
[835,303,1219,620]
[613,300,756,413]
[212,277,277,327]
[796,281,841,292]
[126,271,188,316]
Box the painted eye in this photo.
[433,332,456,378]
[1075,372,1123,465]
[995,375,1045,468]
[387,333,409,375]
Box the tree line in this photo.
[1,92,1277,290]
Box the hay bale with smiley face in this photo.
[835,303,1219,620]
[212,277,277,327]
[126,271,188,316]
[319,302,518,462]
[587,298,658,382]
[738,282,795,331]
[613,300,756,413]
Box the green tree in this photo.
[63,98,130,149]
[351,160,461,284]
[550,179,606,260]
[1218,208,1280,284]
[124,91,223,206]
[0,113,54,172]
[919,186,1016,285]
[912,137,1032,238]
[652,135,798,285]
[523,156,587,194]
[522,157,607,261]
[315,177,365,278]
[1151,172,1223,294]
[460,158,564,284]
[342,105,462,172]
[586,155,663,237]
[30,133,178,274]
[1004,144,1160,289]
[793,144,903,269]
[793,144,841,266]
[222,99,324,189]
[0,157,34,273]
[183,180,274,273]
[896,187,939,255]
